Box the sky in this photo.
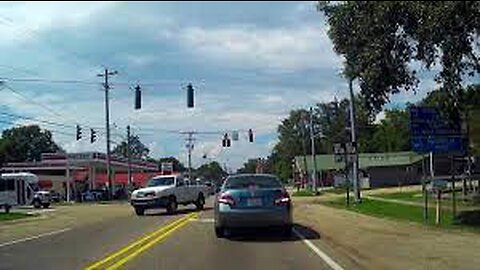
[0,1,476,170]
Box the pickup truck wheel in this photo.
[215,226,225,238]
[33,199,41,209]
[134,207,145,216]
[166,197,177,215]
[195,193,205,210]
[42,203,50,209]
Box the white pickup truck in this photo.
[130,174,209,216]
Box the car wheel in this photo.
[166,197,177,215]
[195,193,205,211]
[33,200,41,209]
[42,203,50,209]
[215,226,225,238]
[134,207,145,216]
[282,225,293,237]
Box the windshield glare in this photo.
[147,177,175,187]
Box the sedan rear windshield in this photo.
[224,175,281,189]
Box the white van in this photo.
[0,172,50,212]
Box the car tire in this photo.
[282,225,293,237]
[195,193,205,211]
[134,207,145,216]
[215,226,225,238]
[33,200,41,209]
[42,203,50,209]
[166,197,177,215]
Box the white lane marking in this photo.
[293,228,344,270]
[26,209,57,215]
[0,228,71,248]
[193,218,215,223]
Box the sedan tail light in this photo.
[274,189,291,205]
[218,193,235,206]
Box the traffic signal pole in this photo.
[127,125,132,188]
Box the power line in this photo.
[0,77,100,85]
[0,111,74,129]
[2,84,63,117]
[0,118,75,137]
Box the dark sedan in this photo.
[214,174,292,238]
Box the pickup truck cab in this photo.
[130,175,208,216]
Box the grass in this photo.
[323,197,455,226]
[373,190,478,210]
[0,212,31,222]
[291,189,319,197]
[323,188,348,195]
[375,191,424,202]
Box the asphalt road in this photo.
[0,202,340,270]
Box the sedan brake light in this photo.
[274,189,291,205]
[218,193,235,206]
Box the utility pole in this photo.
[348,78,361,203]
[309,107,317,192]
[185,131,195,180]
[127,125,132,189]
[301,120,309,189]
[65,156,70,203]
[98,68,117,200]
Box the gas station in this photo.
[0,152,160,200]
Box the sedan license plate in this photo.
[247,198,262,207]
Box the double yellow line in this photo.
[85,212,198,270]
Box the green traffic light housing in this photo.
[187,83,194,108]
[134,85,141,110]
[76,125,82,141]
[90,128,97,143]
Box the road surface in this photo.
[0,202,342,270]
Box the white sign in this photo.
[428,179,449,192]
[232,131,239,141]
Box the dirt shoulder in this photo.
[293,196,480,270]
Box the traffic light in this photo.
[134,85,141,110]
[226,138,231,147]
[187,83,194,108]
[222,133,231,147]
[90,128,96,143]
[248,129,254,142]
[76,125,82,141]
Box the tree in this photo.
[371,109,410,152]
[112,135,149,159]
[0,125,61,163]
[237,159,261,174]
[195,161,226,185]
[319,1,480,113]
[421,84,480,154]
[158,156,186,172]
[270,96,376,182]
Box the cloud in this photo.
[178,25,341,72]
[0,2,116,45]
